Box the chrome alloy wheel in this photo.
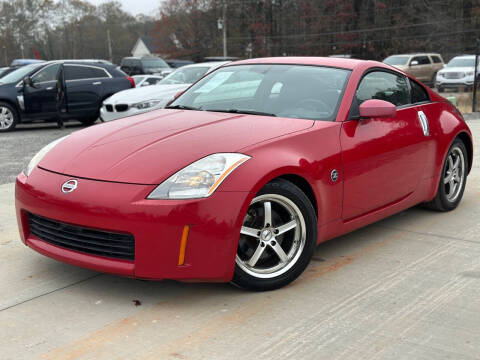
[443,145,465,203]
[0,106,14,130]
[236,194,306,279]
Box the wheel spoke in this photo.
[275,219,297,235]
[448,155,454,171]
[263,201,272,227]
[444,172,453,184]
[247,243,266,267]
[453,156,460,171]
[449,179,456,195]
[270,242,288,263]
[240,226,260,238]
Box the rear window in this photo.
[431,56,443,64]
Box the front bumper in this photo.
[15,169,251,282]
[436,76,475,88]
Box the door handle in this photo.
[92,81,102,85]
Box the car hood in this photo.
[39,110,314,184]
[104,84,189,104]
[439,67,477,74]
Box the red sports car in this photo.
[15,57,472,291]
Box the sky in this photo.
[85,0,162,16]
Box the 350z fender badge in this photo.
[331,169,339,182]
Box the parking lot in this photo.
[0,119,479,359]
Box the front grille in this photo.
[28,213,135,260]
[115,104,129,112]
[445,72,464,79]
[105,104,113,112]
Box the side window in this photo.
[356,71,410,107]
[65,65,94,80]
[32,64,60,83]
[431,56,442,64]
[411,56,430,65]
[134,60,142,69]
[410,79,430,104]
[90,67,109,78]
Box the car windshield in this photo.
[0,63,42,84]
[169,64,350,121]
[142,58,169,69]
[383,56,409,66]
[447,58,475,68]
[160,66,210,85]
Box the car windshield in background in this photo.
[169,64,350,121]
[160,66,210,85]
[447,58,475,67]
[383,56,409,66]
[142,58,169,69]
[0,63,41,84]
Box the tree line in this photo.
[0,0,479,67]
[155,0,480,62]
[0,0,156,66]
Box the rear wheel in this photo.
[79,113,98,126]
[232,179,317,291]
[423,139,468,211]
[0,102,18,132]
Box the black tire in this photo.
[430,73,437,88]
[79,114,98,126]
[0,101,19,132]
[232,178,318,291]
[437,86,444,93]
[423,139,468,211]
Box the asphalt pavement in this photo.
[1,119,479,360]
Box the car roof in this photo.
[451,55,475,59]
[386,53,442,57]
[226,57,376,70]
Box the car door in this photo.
[340,70,429,220]
[23,63,61,119]
[64,64,107,117]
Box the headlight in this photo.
[132,100,162,110]
[466,71,474,77]
[24,136,68,177]
[437,72,444,78]
[147,153,251,199]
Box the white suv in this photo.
[436,55,479,92]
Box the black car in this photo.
[120,56,172,76]
[165,59,195,68]
[0,61,134,132]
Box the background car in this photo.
[100,61,228,122]
[120,56,172,78]
[16,57,472,291]
[383,53,444,86]
[0,60,134,131]
[132,75,164,87]
[435,55,480,92]
[165,59,195,68]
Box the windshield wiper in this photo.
[165,104,202,111]
[208,109,277,117]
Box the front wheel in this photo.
[423,139,468,211]
[232,179,317,291]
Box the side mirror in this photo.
[410,60,419,66]
[23,76,34,87]
[140,82,150,87]
[359,99,396,119]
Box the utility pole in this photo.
[473,38,480,113]
[222,1,227,57]
[3,45,7,66]
[107,29,113,63]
